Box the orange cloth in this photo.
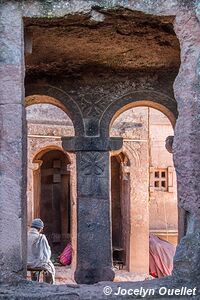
[149,234,176,278]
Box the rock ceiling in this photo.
[25,8,180,78]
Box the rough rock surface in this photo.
[0,1,27,282]
[0,278,199,300]
[24,9,180,78]
[1,0,200,297]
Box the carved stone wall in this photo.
[26,79,177,138]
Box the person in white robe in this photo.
[27,218,55,284]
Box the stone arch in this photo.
[100,90,177,137]
[25,84,84,135]
[31,145,77,270]
[112,146,140,169]
[33,144,71,164]
[109,105,177,273]
[31,146,73,257]
[31,145,72,222]
[122,143,141,169]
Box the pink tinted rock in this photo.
[0,65,24,104]
[173,10,200,214]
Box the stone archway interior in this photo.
[24,10,180,283]
[111,106,178,276]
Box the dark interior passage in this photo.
[40,150,71,258]
[111,154,130,269]
[111,156,123,249]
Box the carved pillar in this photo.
[172,8,200,282]
[127,143,149,275]
[76,151,113,283]
[0,3,26,281]
[62,136,122,284]
[28,160,43,225]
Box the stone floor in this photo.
[22,267,199,299]
[27,266,152,284]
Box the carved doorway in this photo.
[35,149,71,258]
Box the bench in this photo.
[27,267,45,282]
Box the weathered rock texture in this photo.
[0,0,200,298]
[0,2,27,282]
[24,10,180,77]
[0,278,199,300]
[172,6,200,283]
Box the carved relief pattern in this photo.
[80,152,106,176]
[78,152,108,198]
[123,142,141,168]
[79,94,108,118]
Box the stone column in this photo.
[125,142,149,275]
[28,161,43,225]
[0,3,26,281]
[62,136,122,284]
[172,8,200,282]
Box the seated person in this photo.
[27,218,55,284]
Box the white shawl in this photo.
[27,228,55,279]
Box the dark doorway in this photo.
[40,150,71,258]
[111,154,130,269]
